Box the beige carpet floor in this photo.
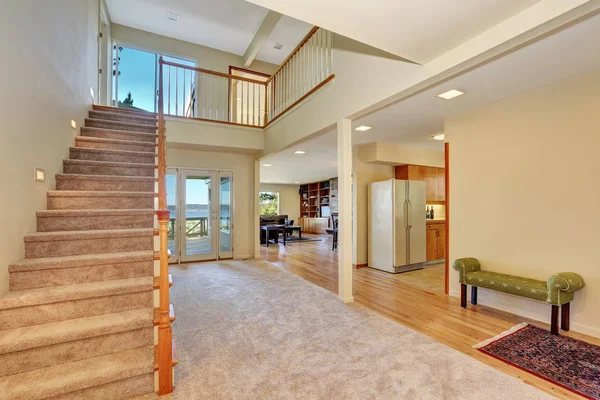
[162,259,553,400]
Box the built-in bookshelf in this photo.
[299,180,331,218]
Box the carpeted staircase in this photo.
[0,105,165,399]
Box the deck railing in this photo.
[158,27,334,129]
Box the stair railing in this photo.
[264,27,334,127]
[156,56,173,395]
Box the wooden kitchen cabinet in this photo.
[395,165,445,203]
[426,222,446,261]
[299,217,329,234]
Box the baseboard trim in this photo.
[449,288,600,338]
[353,263,368,269]
[338,296,355,304]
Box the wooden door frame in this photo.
[444,142,450,294]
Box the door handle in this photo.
[403,200,409,230]
[407,200,412,230]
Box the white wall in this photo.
[167,148,256,259]
[352,147,395,266]
[259,184,300,221]
[447,68,600,337]
[166,118,263,153]
[111,24,278,76]
[0,0,101,294]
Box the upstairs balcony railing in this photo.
[158,27,334,128]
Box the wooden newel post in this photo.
[157,209,173,395]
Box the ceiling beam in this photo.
[243,10,282,67]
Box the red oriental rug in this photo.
[475,323,600,399]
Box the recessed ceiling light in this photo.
[431,134,445,141]
[437,89,465,100]
[274,42,283,50]
[263,164,272,167]
[355,126,372,131]
[166,12,179,22]
[294,151,306,155]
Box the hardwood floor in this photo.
[365,262,446,293]
[261,233,599,400]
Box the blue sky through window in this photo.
[115,47,196,113]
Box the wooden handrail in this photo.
[156,57,173,395]
[264,74,335,128]
[161,60,267,85]
[266,26,320,84]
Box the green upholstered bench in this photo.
[453,258,585,335]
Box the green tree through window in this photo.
[122,92,134,105]
[259,192,279,216]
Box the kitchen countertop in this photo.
[426,219,446,224]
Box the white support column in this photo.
[337,118,354,303]
[254,159,261,259]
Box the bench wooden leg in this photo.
[561,303,570,332]
[471,286,478,305]
[460,284,467,308]
[551,305,560,336]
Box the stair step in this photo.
[9,251,154,290]
[153,341,178,371]
[63,159,156,177]
[47,190,155,210]
[153,249,172,260]
[153,304,175,326]
[53,374,154,400]
[75,136,156,153]
[153,274,173,290]
[24,228,154,258]
[0,308,152,354]
[0,328,153,379]
[0,346,153,400]
[89,110,157,126]
[37,209,155,232]
[0,277,153,330]
[81,126,157,143]
[92,104,157,118]
[128,392,158,400]
[69,147,155,164]
[86,118,157,134]
[56,173,155,192]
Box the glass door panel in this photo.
[180,169,217,262]
[166,168,178,263]
[219,172,233,259]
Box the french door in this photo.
[167,168,233,263]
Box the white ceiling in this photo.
[106,0,312,65]
[256,15,313,64]
[260,12,600,184]
[261,132,339,184]
[245,0,543,64]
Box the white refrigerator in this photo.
[368,179,426,273]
